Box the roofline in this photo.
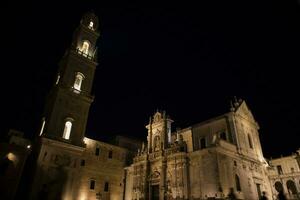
[84,137,128,151]
[191,112,231,128]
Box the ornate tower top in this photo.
[80,11,100,31]
[146,111,173,153]
[70,12,100,61]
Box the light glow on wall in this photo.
[81,41,90,56]
[7,152,18,166]
[39,118,45,136]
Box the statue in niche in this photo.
[153,112,162,123]
[154,135,160,151]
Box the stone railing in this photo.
[165,145,184,156]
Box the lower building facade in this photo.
[268,150,300,200]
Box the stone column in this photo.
[160,161,167,200]
[183,159,189,199]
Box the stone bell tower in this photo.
[146,111,173,153]
[40,12,100,146]
[29,12,100,200]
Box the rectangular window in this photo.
[108,150,113,159]
[90,180,95,190]
[256,183,262,199]
[248,134,253,149]
[95,147,100,156]
[291,167,294,173]
[219,131,227,141]
[104,182,109,192]
[81,159,85,166]
[277,165,283,175]
[200,138,206,149]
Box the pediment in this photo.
[235,101,256,124]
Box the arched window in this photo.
[74,72,84,91]
[63,120,72,140]
[286,180,298,194]
[248,134,253,149]
[104,182,109,192]
[90,180,95,190]
[89,21,94,29]
[81,41,90,55]
[275,181,283,192]
[235,174,241,191]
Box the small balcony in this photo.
[75,48,94,60]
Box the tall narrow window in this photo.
[104,182,109,192]
[256,183,262,199]
[200,138,206,149]
[248,134,253,149]
[95,147,100,156]
[108,150,113,159]
[81,41,90,55]
[235,174,241,191]
[73,72,84,91]
[277,165,283,175]
[63,121,72,140]
[90,180,95,190]
[81,159,85,166]
[39,118,46,136]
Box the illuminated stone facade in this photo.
[125,101,275,200]
[4,12,299,200]
[268,150,300,199]
[30,137,129,200]
[28,12,135,200]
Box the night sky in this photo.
[1,1,299,158]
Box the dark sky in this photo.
[1,1,299,158]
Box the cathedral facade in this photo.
[2,12,300,200]
[124,101,274,200]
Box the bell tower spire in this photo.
[40,12,100,147]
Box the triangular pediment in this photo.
[235,101,256,124]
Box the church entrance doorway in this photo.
[151,185,159,200]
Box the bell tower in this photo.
[40,12,100,146]
[146,111,173,153]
